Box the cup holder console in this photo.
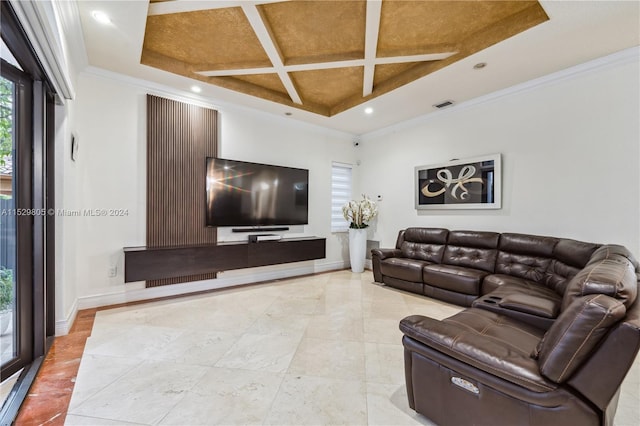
[479,295,503,305]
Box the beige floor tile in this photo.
[264,374,367,425]
[304,313,364,342]
[363,317,405,344]
[68,354,143,410]
[314,296,363,317]
[288,337,366,380]
[363,300,412,321]
[65,414,148,425]
[366,382,435,426]
[158,367,284,425]
[67,270,640,425]
[214,333,302,373]
[148,329,239,366]
[68,359,208,424]
[365,342,406,385]
[83,325,184,359]
[245,311,312,337]
[264,296,321,316]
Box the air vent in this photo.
[433,100,455,109]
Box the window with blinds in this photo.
[331,162,353,232]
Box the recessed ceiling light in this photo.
[191,85,202,93]
[364,107,374,114]
[91,11,111,25]
[473,62,487,70]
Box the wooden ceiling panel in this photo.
[233,73,288,95]
[377,1,539,56]
[291,67,364,110]
[373,62,422,87]
[141,0,549,117]
[143,8,271,68]
[259,1,366,65]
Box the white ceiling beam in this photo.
[196,59,364,77]
[362,0,382,97]
[197,67,277,77]
[375,52,456,65]
[240,4,302,104]
[196,53,457,77]
[148,0,288,16]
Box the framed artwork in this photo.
[415,153,501,210]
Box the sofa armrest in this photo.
[567,304,640,410]
[371,248,402,260]
[497,294,559,319]
[371,248,403,282]
[400,315,555,392]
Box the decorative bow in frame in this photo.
[415,154,501,210]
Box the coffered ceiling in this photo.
[141,1,548,117]
[75,1,640,134]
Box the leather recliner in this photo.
[399,244,640,426]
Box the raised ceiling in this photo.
[141,1,549,117]
[76,1,640,134]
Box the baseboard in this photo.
[75,260,348,311]
[55,297,78,336]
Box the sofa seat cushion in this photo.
[423,264,489,296]
[400,309,554,392]
[380,257,431,282]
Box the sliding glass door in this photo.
[0,1,56,418]
[0,39,34,385]
[0,68,18,374]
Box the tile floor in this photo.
[59,270,639,425]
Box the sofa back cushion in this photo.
[442,231,499,273]
[496,233,558,285]
[546,239,600,294]
[561,253,638,311]
[535,294,626,383]
[395,229,406,250]
[400,228,449,263]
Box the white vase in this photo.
[348,228,367,273]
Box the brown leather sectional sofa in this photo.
[371,227,640,426]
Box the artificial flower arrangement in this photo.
[342,194,378,229]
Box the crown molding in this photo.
[81,66,355,139]
[363,46,640,140]
[9,0,75,100]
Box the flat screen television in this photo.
[205,157,309,227]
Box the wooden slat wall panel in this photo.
[146,95,218,287]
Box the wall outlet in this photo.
[108,266,117,277]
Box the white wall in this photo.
[54,101,78,332]
[358,50,640,257]
[54,71,355,330]
[57,49,639,333]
